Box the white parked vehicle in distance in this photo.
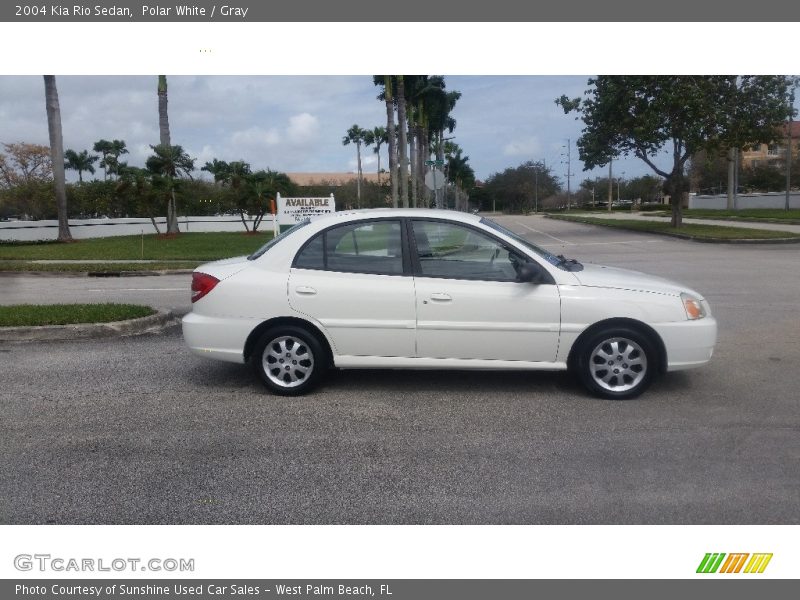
[182,209,717,399]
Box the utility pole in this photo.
[607,160,613,212]
[562,139,572,210]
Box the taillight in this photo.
[191,272,220,303]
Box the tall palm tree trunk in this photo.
[384,76,398,208]
[396,76,409,208]
[356,141,362,208]
[409,124,417,209]
[158,75,179,234]
[44,75,72,242]
[417,124,428,208]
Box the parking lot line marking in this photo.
[539,240,665,247]
[515,222,574,245]
[87,288,185,292]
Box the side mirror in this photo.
[517,262,545,283]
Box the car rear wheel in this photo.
[252,326,326,396]
[576,327,657,400]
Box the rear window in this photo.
[247,219,310,261]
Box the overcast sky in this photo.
[0,75,685,186]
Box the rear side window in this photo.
[294,234,324,269]
[293,220,404,275]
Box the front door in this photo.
[411,219,561,362]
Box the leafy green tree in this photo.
[243,169,294,232]
[558,76,793,226]
[117,165,163,232]
[44,75,72,241]
[740,163,786,192]
[64,149,99,183]
[689,149,730,195]
[483,161,560,214]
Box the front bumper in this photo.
[651,316,718,371]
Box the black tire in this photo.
[251,326,327,396]
[575,326,658,400]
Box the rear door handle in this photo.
[295,286,317,296]
[430,293,452,302]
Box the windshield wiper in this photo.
[556,254,584,271]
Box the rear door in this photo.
[288,218,416,358]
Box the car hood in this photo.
[570,263,703,298]
[195,256,251,280]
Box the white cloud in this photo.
[228,126,281,150]
[286,113,319,145]
[503,137,542,157]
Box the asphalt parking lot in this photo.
[1,215,798,524]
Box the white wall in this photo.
[689,192,800,210]
[0,215,276,242]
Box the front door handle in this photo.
[430,293,452,302]
[295,286,317,296]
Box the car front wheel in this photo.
[576,327,657,400]
[252,326,326,396]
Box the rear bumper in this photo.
[182,312,254,364]
[651,316,718,371]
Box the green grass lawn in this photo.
[679,209,800,223]
[0,231,273,261]
[547,215,800,240]
[0,261,201,272]
[0,303,155,327]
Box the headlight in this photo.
[681,293,706,320]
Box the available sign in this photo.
[277,193,336,228]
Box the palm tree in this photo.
[395,76,410,208]
[93,139,113,180]
[105,139,129,179]
[157,75,181,233]
[363,126,388,185]
[342,124,368,207]
[64,149,99,183]
[445,143,475,211]
[43,75,72,242]
[201,158,231,184]
[146,143,195,234]
[158,75,171,146]
[374,76,399,207]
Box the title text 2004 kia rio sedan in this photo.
[182,209,717,399]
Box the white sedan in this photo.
[182,209,717,399]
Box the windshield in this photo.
[481,218,561,265]
[481,218,583,271]
[247,219,310,260]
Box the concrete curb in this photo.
[544,215,800,244]
[0,308,183,342]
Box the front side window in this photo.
[411,220,525,281]
[294,220,403,275]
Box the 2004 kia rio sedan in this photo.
[182,209,717,399]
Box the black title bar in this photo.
[3,0,800,22]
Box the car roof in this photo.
[311,208,482,224]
